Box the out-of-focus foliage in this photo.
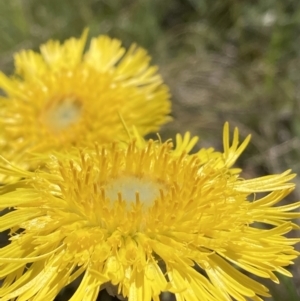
[0,1,299,300]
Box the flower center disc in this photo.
[41,95,82,132]
[106,176,164,206]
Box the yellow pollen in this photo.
[41,95,82,131]
[105,175,164,206]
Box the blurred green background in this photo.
[0,0,299,300]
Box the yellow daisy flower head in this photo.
[0,29,171,173]
[0,123,299,301]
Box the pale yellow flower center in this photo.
[105,175,165,206]
[41,95,82,132]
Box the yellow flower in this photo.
[0,29,171,175]
[0,123,299,301]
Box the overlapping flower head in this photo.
[0,123,299,301]
[0,29,171,177]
